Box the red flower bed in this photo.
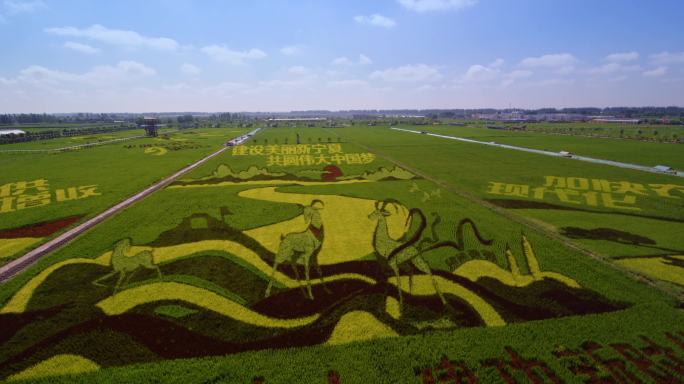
[0,215,83,239]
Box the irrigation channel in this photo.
[0,128,261,283]
[391,127,684,178]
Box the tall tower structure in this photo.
[142,117,158,137]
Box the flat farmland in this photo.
[342,126,684,292]
[0,127,248,265]
[419,124,684,170]
[0,127,682,383]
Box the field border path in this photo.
[391,127,683,178]
[0,128,260,283]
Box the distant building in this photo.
[591,118,641,124]
[266,118,327,122]
[0,129,26,136]
[653,165,676,174]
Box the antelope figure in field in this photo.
[369,199,493,312]
[369,200,446,310]
[92,238,162,292]
[265,199,327,300]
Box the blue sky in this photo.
[0,0,683,112]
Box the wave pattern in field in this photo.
[388,275,506,326]
[1,256,110,314]
[326,311,398,345]
[7,354,99,381]
[1,239,378,314]
[96,282,320,328]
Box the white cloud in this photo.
[201,45,267,65]
[604,51,639,62]
[332,57,353,66]
[587,62,640,75]
[16,61,155,87]
[554,66,575,75]
[398,0,477,12]
[536,78,575,86]
[45,24,179,51]
[464,64,499,81]
[4,0,46,14]
[180,63,201,76]
[327,79,368,88]
[370,64,442,82]
[489,58,504,68]
[287,66,310,75]
[520,53,577,68]
[462,60,531,87]
[501,69,532,87]
[116,61,155,76]
[650,51,684,65]
[354,14,396,28]
[280,44,304,55]
[332,54,372,66]
[359,54,373,65]
[587,62,620,75]
[63,41,99,54]
[643,66,668,77]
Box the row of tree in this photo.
[0,113,135,125]
[0,125,135,145]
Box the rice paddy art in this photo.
[1,130,683,383]
[0,165,630,381]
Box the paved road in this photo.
[391,127,683,178]
[0,128,261,283]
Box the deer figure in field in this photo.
[369,199,493,313]
[92,238,162,292]
[265,199,327,300]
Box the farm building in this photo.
[266,118,327,121]
[591,118,641,124]
[0,129,26,136]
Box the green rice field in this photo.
[0,126,682,383]
[0,127,248,265]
